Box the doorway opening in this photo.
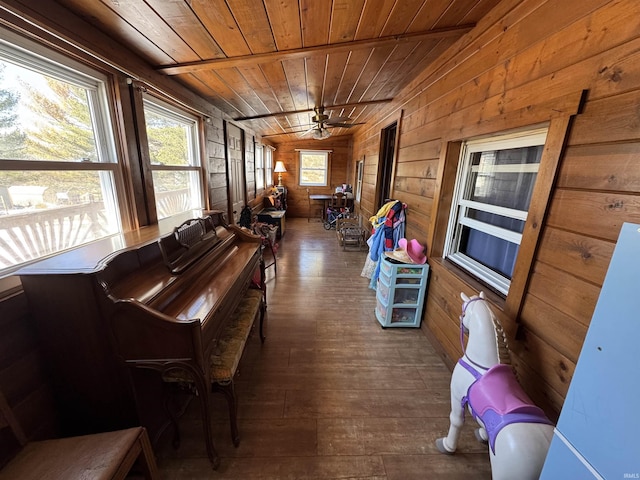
[225,122,246,224]
[376,121,397,210]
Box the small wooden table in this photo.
[257,210,286,238]
[309,194,333,221]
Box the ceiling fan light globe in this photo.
[312,128,330,140]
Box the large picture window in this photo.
[299,150,329,186]
[143,95,202,220]
[0,29,121,275]
[444,127,548,295]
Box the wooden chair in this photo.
[254,222,277,275]
[335,216,359,244]
[331,192,347,209]
[0,389,159,480]
[336,216,366,250]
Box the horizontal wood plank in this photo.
[557,143,640,192]
[526,261,600,328]
[519,293,588,365]
[536,227,614,286]
[547,189,640,241]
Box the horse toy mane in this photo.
[461,292,511,367]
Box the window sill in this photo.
[430,256,507,312]
[0,275,23,299]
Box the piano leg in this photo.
[153,366,221,470]
[257,259,267,342]
[163,382,181,449]
[259,297,266,343]
[194,375,221,469]
[259,257,267,306]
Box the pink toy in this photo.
[436,292,554,480]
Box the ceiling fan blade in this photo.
[290,126,319,138]
[261,129,311,137]
[324,116,352,125]
[264,125,316,137]
[326,122,366,128]
[234,99,393,121]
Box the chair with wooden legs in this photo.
[254,222,277,276]
[331,192,347,209]
[0,388,159,480]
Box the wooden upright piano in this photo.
[17,210,262,450]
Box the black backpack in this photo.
[239,205,252,228]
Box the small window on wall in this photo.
[444,127,548,295]
[299,150,329,186]
[143,95,203,220]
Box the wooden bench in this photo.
[0,389,159,480]
[162,287,265,447]
[109,285,266,469]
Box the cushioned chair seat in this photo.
[210,288,263,382]
[0,426,158,480]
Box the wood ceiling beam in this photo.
[157,24,475,75]
[233,99,393,121]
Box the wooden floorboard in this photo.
[155,218,492,479]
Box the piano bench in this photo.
[163,287,265,448]
[210,288,265,382]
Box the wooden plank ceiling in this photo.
[54,0,501,143]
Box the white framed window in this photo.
[143,94,203,220]
[265,146,273,187]
[255,143,264,191]
[0,28,121,275]
[356,159,364,202]
[299,150,329,186]
[444,127,548,295]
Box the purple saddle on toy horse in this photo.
[459,360,553,454]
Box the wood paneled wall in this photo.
[352,0,640,417]
[206,113,230,213]
[0,292,58,465]
[272,137,353,218]
[208,118,262,219]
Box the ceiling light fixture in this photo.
[312,127,331,140]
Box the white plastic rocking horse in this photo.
[436,291,554,480]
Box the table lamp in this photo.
[274,161,286,186]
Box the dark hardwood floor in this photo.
[155,218,491,479]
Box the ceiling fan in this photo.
[301,107,360,140]
[240,100,390,139]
